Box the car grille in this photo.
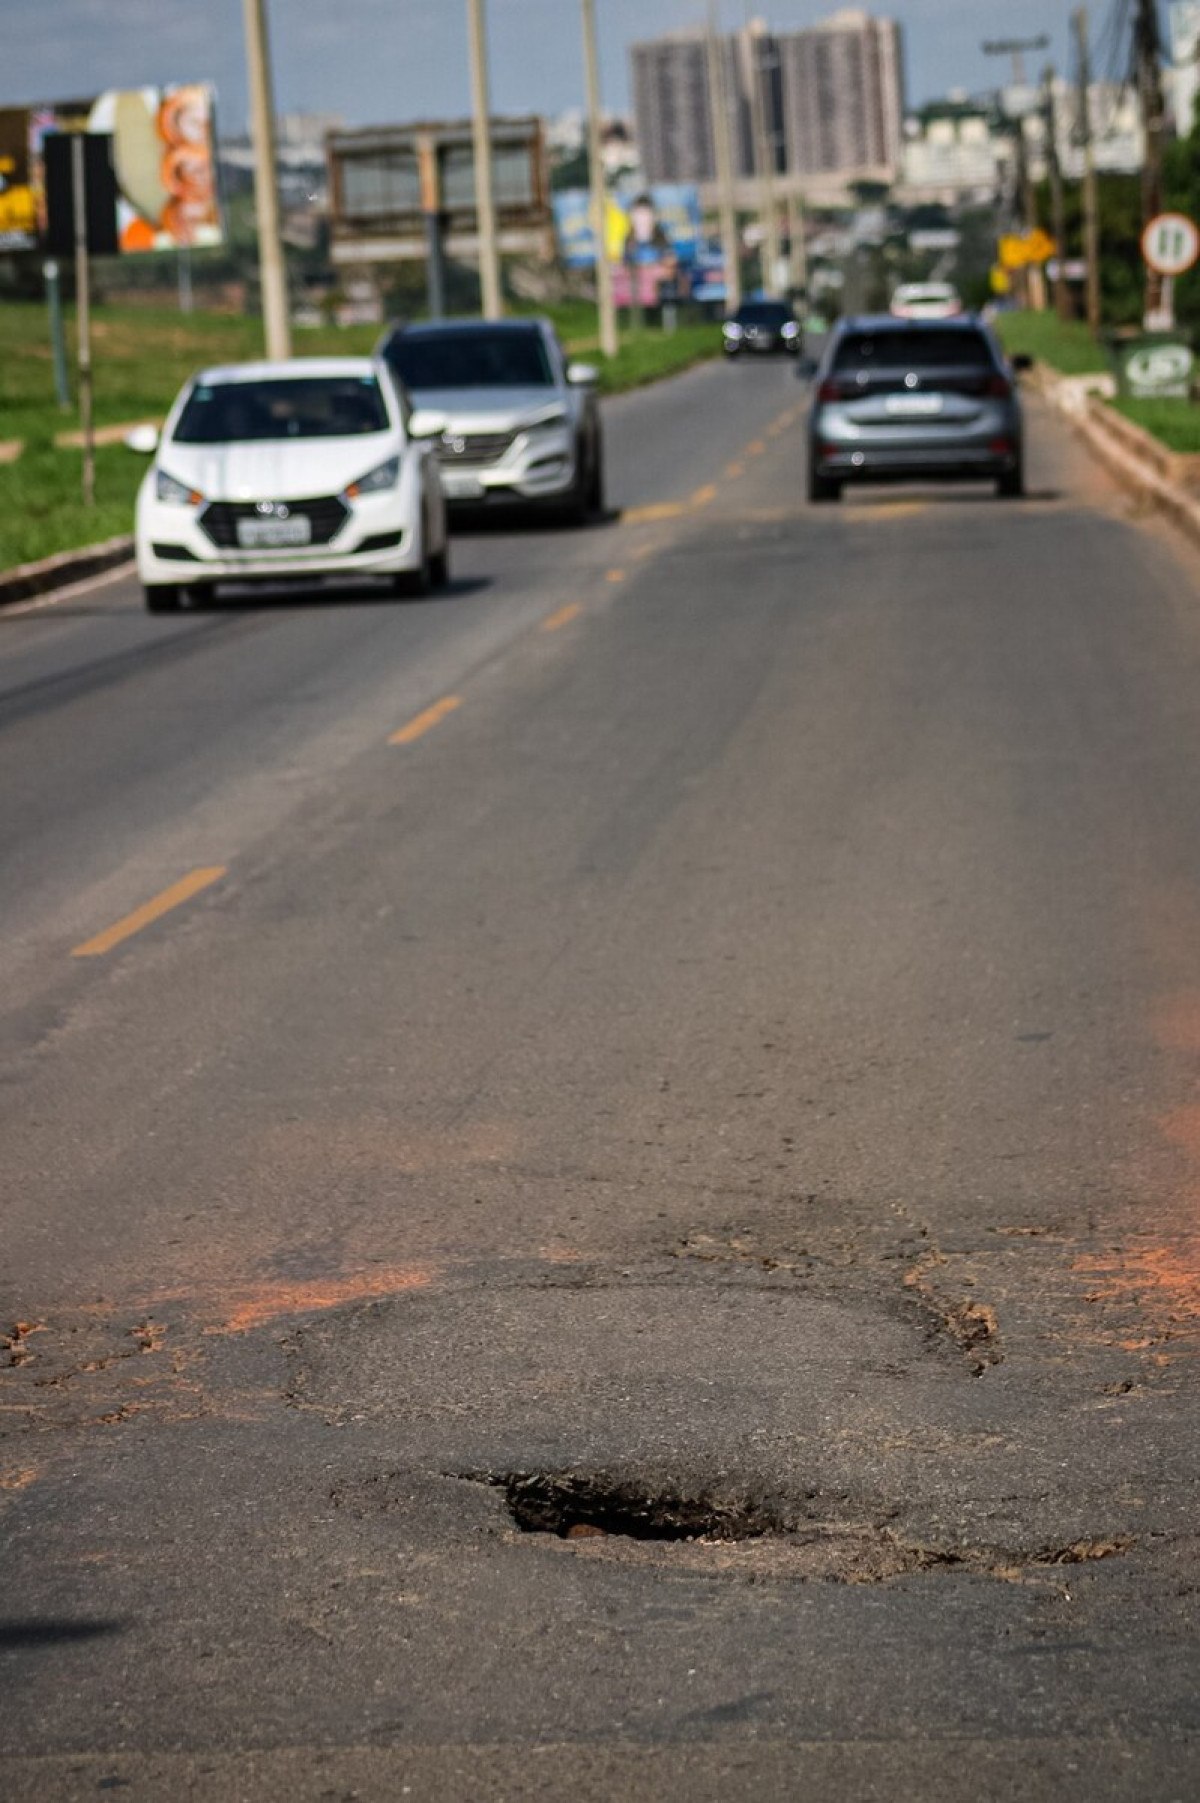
[435,430,517,469]
[198,495,349,549]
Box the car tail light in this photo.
[989,437,1013,455]
[986,374,1012,399]
[818,378,851,402]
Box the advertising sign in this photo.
[0,107,38,250]
[554,184,703,272]
[1119,339,1195,400]
[26,84,221,253]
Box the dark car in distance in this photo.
[722,300,801,357]
[806,315,1028,502]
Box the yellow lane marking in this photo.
[388,695,462,745]
[725,460,746,479]
[72,867,227,959]
[541,602,582,632]
[746,439,767,457]
[690,483,717,507]
[606,568,627,583]
[632,541,659,561]
[621,501,686,524]
[848,501,929,521]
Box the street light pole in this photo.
[581,0,618,357]
[706,0,742,315]
[242,0,291,360]
[467,0,503,319]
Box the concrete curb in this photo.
[1030,361,1200,555]
[0,536,134,610]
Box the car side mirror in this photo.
[1011,353,1034,373]
[125,423,159,454]
[409,409,449,440]
[566,361,599,387]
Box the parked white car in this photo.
[889,283,963,320]
[133,356,450,611]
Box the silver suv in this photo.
[378,317,604,523]
[807,316,1027,502]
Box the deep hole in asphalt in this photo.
[490,1471,791,1542]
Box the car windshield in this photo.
[389,330,555,390]
[833,329,991,371]
[735,303,792,326]
[173,376,390,443]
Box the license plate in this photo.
[885,394,943,417]
[442,472,485,501]
[236,515,312,548]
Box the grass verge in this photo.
[1107,396,1200,454]
[0,303,720,570]
[994,310,1110,376]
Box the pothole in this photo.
[463,1470,1135,1584]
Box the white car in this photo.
[889,283,963,320]
[133,356,450,611]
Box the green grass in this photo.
[994,310,1111,376]
[0,301,719,569]
[1107,396,1200,454]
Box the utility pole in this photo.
[983,35,1051,310]
[787,190,808,297]
[1073,7,1102,333]
[242,0,291,359]
[581,0,618,357]
[1043,66,1070,318]
[71,133,94,508]
[1135,0,1168,322]
[706,1,741,315]
[744,15,781,293]
[467,0,503,320]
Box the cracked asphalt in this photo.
[2,359,1200,1799]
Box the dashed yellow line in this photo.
[72,867,227,959]
[725,460,746,479]
[388,695,462,745]
[847,501,929,521]
[606,568,627,584]
[632,541,659,561]
[541,602,582,632]
[746,439,767,457]
[690,483,717,508]
[621,501,686,524]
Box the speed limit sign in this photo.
[1142,213,1200,277]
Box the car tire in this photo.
[429,535,451,590]
[808,470,841,504]
[560,449,593,526]
[587,442,605,517]
[392,524,432,598]
[996,465,1025,499]
[144,584,182,613]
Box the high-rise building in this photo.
[630,10,904,191]
[630,31,716,185]
[777,10,904,179]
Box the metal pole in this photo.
[71,133,95,509]
[1043,67,1069,319]
[1135,0,1167,323]
[1073,7,1102,334]
[467,0,503,319]
[581,0,618,357]
[745,14,780,293]
[706,1,742,315]
[242,0,291,359]
[787,190,807,297]
[44,259,71,411]
[1018,116,1047,310]
[178,242,195,315]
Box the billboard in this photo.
[553,184,703,271]
[5,84,221,255]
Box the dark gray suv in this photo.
[806,316,1026,502]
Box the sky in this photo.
[5,3,1111,131]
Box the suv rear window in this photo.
[388,329,554,390]
[834,328,992,371]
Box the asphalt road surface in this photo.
[3,360,1200,1801]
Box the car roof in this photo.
[388,317,548,339]
[192,356,385,385]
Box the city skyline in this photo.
[8,2,1084,133]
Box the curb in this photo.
[1031,362,1200,556]
[0,536,134,610]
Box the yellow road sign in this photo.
[999,234,1030,270]
[1024,227,1057,265]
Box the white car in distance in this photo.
[132,357,450,612]
[889,282,963,320]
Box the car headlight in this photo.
[723,322,743,339]
[782,322,800,339]
[344,455,400,498]
[156,468,201,505]
[523,405,569,433]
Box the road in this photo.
[2,359,1199,1800]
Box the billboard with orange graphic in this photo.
[20,83,222,254]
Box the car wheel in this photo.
[144,584,182,613]
[996,465,1025,499]
[560,450,592,526]
[587,442,605,516]
[429,535,451,590]
[808,470,841,504]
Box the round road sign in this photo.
[1142,212,1200,277]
